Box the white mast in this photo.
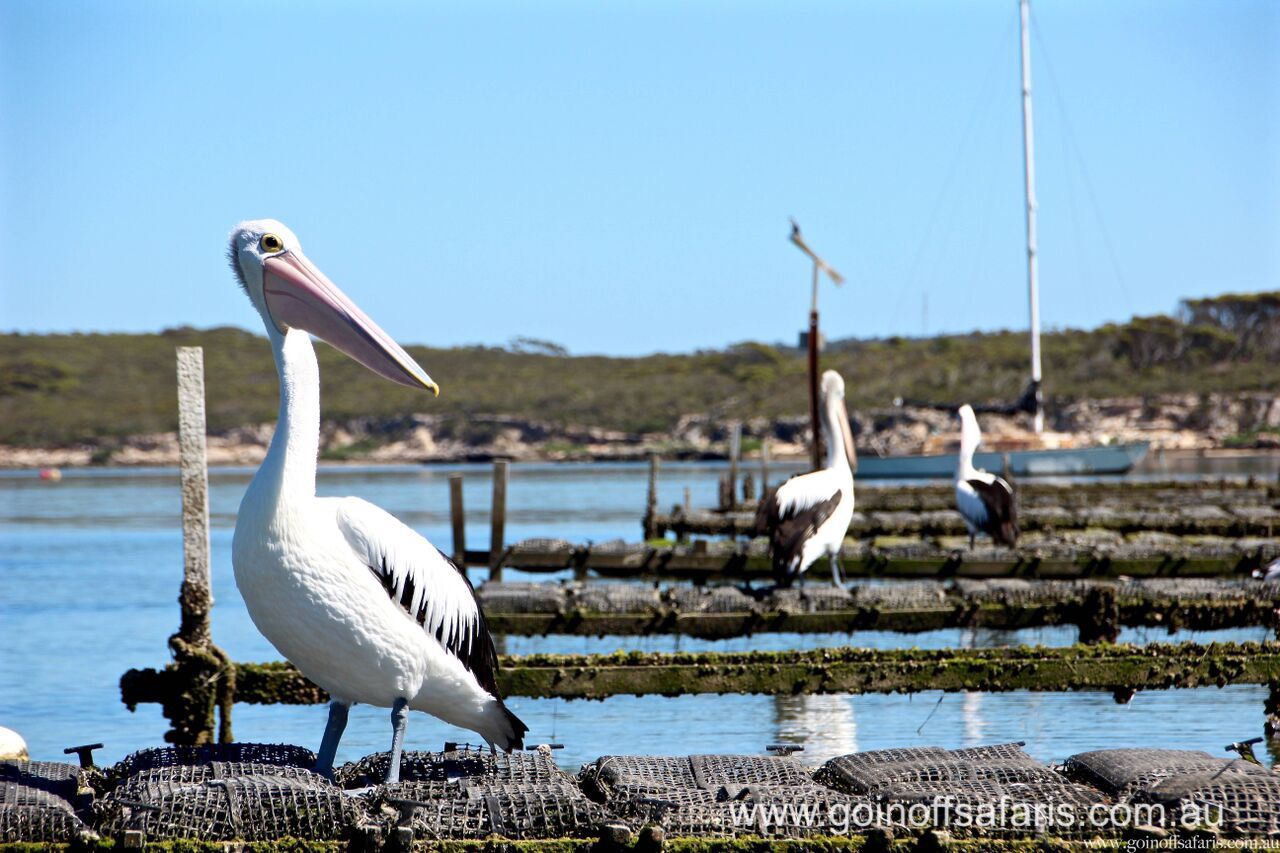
[1018,0,1044,433]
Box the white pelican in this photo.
[954,404,1018,549]
[228,220,526,783]
[0,726,28,761]
[1253,557,1280,582]
[754,370,856,586]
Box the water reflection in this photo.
[773,695,858,757]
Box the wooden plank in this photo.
[479,597,1276,639]
[119,642,1280,708]
[461,543,1263,579]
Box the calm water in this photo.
[1,458,1275,771]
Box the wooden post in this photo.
[728,422,742,509]
[642,453,660,540]
[1266,684,1280,741]
[1077,584,1119,645]
[488,461,508,581]
[808,302,822,473]
[175,347,212,649]
[760,439,771,494]
[449,474,466,573]
[168,347,233,745]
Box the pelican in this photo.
[1253,557,1280,582]
[754,370,856,587]
[954,404,1018,549]
[228,220,526,783]
[0,726,28,761]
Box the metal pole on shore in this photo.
[789,220,845,473]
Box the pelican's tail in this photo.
[484,699,528,752]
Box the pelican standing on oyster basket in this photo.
[754,370,857,587]
[228,220,526,783]
[954,404,1018,549]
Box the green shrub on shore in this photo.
[1,292,1277,448]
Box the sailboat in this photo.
[859,0,1149,480]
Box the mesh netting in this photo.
[816,744,1065,796]
[512,537,574,552]
[876,779,1113,837]
[0,782,74,810]
[367,779,610,839]
[0,802,91,843]
[590,539,649,555]
[1063,749,1268,798]
[570,583,662,614]
[478,582,568,614]
[111,743,316,783]
[852,582,948,610]
[96,772,354,841]
[1118,578,1264,603]
[337,746,568,789]
[110,763,331,802]
[951,579,1090,606]
[950,742,1036,762]
[581,753,822,837]
[667,586,757,614]
[1133,770,1280,835]
[766,586,856,613]
[0,760,82,801]
[688,754,813,789]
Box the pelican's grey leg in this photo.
[385,697,410,784]
[315,700,350,780]
[969,533,975,550]
[829,552,844,588]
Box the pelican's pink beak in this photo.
[262,250,438,395]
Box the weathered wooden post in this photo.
[1266,684,1280,741]
[727,423,742,508]
[489,461,508,581]
[1077,584,1119,645]
[449,474,466,573]
[167,347,233,745]
[642,453,660,540]
[760,439,771,494]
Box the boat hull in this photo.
[856,442,1149,480]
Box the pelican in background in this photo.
[754,370,856,587]
[228,220,526,783]
[955,404,1018,549]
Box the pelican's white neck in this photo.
[253,329,320,501]
[822,394,853,474]
[958,411,981,480]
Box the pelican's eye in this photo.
[259,233,284,253]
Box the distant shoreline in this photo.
[2,442,1273,473]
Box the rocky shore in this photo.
[3,392,1279,469]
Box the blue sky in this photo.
[1,0,1276,355]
